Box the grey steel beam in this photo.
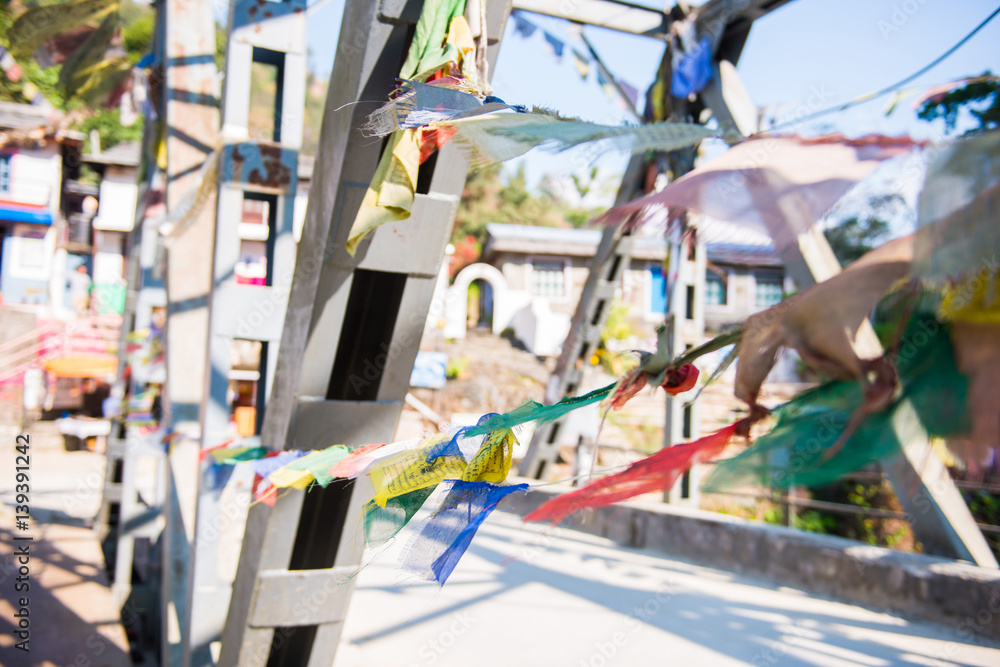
[513,0,671,39]
[513,0,795,42]
[220,2,514,665]
[160,0,220,664]
[186,1,310,665]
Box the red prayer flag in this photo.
[328,442,388,480]
[525,420,742,525]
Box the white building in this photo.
[0,102,74,307]
[443,222,793,357]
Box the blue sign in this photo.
[410,351,448,389]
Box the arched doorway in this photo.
[444,263,509,340]
[468,278,494,330]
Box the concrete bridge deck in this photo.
[336,510,1000,667]
[2,421,999,667]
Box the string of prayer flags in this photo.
[525,422,741,526]
[442,108,561,165]
[618,80,639,111]
[461,383,615,438]
[308,446,355,486]
[597,134,921,244]
[608,324,737,411]
[703,317,970,491]
[362,79,486,137]
[125,390,158,429]
[252,450,304,478]
[211,446,269,464]
[512,10,537,38]
[346,128,421,255]
[251,451,305,506]
[252,473,278,506]
[363,487,437,547]
[543,31,565,60]
[267,450,326,490]
[347,438,424,478]
[402,481,529,584]
[328,443,387,480]
[460,426,518,483]
[360,419,511,551]
[441,111,716,168]
[571,48,590,80]
[912,130,1000,289]
[399,0,469,82]
[672,36,713,98]
[611,363,699,410]
[268,446,351,490]
[419,125,458,164]
[368,433,468,507]
[596,66,617,101]
[910,132,1000,461]
[199,439,234,462]
[734,234,913,412]
[348,0,484,255]
[487,117,715,155]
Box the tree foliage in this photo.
[122,9,154,64]
[452,163,606,252]
[918,73,999,136]
[78,107,143,151]
[0,1,155,147]
[0,3,65,106]
[823,194,900,266]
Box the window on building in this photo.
[241,197,269,224]
[755,274,784,308]
[705,271,727,306]
[531,261,566,297]
[0,154,11,192]
[649,264,667,314]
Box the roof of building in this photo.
[84,141,142,167]
[0,101,52,131]
[483,222,782,267]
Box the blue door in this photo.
[649,265,667,314]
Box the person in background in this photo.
[69,264,92,317]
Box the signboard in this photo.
[410,351,448,389]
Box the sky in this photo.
[298,0,1000,202]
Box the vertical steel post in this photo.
[220,2,513,664]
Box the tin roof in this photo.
[484,222,782,267]
[0,101,51,131]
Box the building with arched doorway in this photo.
[439,222,792,360]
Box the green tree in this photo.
[0,3,65,107]
[122,9,155,64]
[918,73,999,136]
[0,1,155,145]
[453,163,606,252]
[823,193,902,266]
[78,108,143,151]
